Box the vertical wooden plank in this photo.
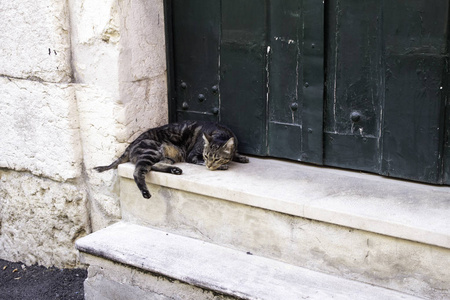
[324,0,383,172]
[301,0,324,164]
[220,0,267,155]
[440,4,450,185]
[267,0,303,160]
[382,56,446,182]
[171,0,220,122]
[381,0,449,183]
[444,57,450,184]
[268,0,324,163]
[268,0,301,126]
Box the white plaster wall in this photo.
[0,77,82,181]
[118,0,169,140]
[0,1,72,83]
[0,0,168,266]
[69,0,168,231]
[0,1,90,268]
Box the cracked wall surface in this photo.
[0,1,72,83]
[0,0,168,267]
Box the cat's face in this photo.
[202,134,234,170]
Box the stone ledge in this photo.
[76,222,421,300]
[118,157,450,249]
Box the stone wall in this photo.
[0,0,167,267]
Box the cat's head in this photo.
[202,133,235,170]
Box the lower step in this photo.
[76,222,421,300]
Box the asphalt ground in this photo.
[0,259,87,300]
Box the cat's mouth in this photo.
[206,162,221,171]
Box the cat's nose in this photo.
[206,163,216,170]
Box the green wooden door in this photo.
[325,0,450,184]
[165,0,450,185]
[166,0,324,163]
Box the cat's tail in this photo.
[93,148,130,172]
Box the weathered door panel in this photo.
[167,0,450,185]
[444,63,450,184]
[325,0,449,184]
[445,56,450,185]
[220,0,268,155]
[381,0,450,183]
[268,0,303,160]
[171,0,220,123]
[324,0,383,173]
[267,0,324,163]
[382,56,447,183]
[168,0,324,160]
[300,1,325,164]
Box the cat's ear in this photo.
[203,133,212,145]
[222,137,235,154]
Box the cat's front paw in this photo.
[217,164,229,170]
[190,156,205,165]
[234,154,249,163]
[239,156,249,163]
[141,190,152,199]
[171,167,182,175]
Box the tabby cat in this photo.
[94,120,249,199]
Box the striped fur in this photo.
[94,120,249,198]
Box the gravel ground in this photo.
[0,259,87,300]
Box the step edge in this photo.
[76,222,423,300]
[117,159,450,249]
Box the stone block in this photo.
[0,1,71,83]
[74,76,168,231]
[69,0,121,92]
[0,170,89,268]
[118,73,168,142]
[120,0,167,81]
[0,77,82,181]
[75,86,124,231]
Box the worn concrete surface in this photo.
[77,222,422,300]
[81,255,235,300]
[117,158,450,299]
[118,158,450,249]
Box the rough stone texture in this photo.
[0,170,89,268]
[118,0,168,142]
[75,86,123,230]
[119,0,167,81]
[0,77,82,182]
[68,0,168,231]
[0,1,72,83]
[0,0,168,267]
[118,74,168,142]
[69,0,121,93]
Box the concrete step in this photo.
[76,222,422,300]
[117,158,450,299]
